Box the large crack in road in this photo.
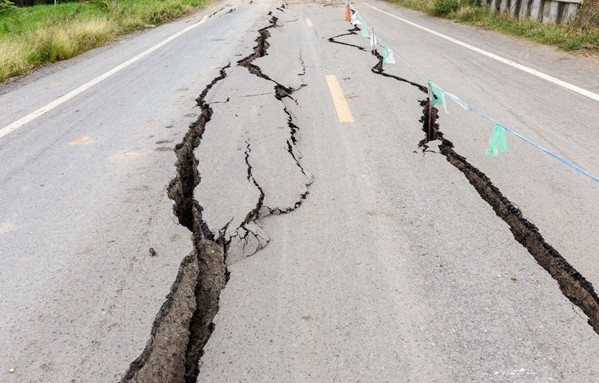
[121,10,311,383]
[328,28,599,336]
[121,61,230,383]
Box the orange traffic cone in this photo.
[344,4,351,22]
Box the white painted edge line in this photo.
[0,15,209,140]
[365,4,599,103]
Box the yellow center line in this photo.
[325,75,354,123]
[68,134,93,145]
[305,18,313,27]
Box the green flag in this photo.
[427,81,449,114]
[427,81,444,106]
[361,21,369,38]
[485,124,508,157]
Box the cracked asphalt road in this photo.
[1,0,599,382]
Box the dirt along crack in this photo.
[327,27,599,335]
[121,11,313,383]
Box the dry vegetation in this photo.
[0,0,209,82]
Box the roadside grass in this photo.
[385,0,599,52]
[0,0,209,82]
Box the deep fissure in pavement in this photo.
[121,63,230,383]
[438,142,599,334]
[327,27,599,335]
[122,11,313,382]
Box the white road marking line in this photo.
[325,75,355,123]
[305,18,313,27]
[0,15,209,141]
[365,4,599,103]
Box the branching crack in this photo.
[122,13,316,383]
[237,17,291,93]
[233,14,313,226]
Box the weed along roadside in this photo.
[0,0,211,82]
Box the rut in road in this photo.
[121,10,312,383]
[328,28,599,336]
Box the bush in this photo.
[432,0,460,16]
[0,0,15,12]
[575,0,599,30]
[12,0,79,5]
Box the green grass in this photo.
[385,0,599,52]
[0,0,210,82]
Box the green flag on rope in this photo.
[485,124,508,157]
[361,20,369,38]
[382,45,395,64]
[427,81,444,106]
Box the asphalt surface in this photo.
[1,0,599,382]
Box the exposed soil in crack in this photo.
[121,64,230,383]
[439,142,599,335]
[327,27,599,336]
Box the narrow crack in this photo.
[328,28,367,51]
[228,140,271,256]
[371,52,427,93]
[328,28,599,336]
[242,140,266,224]
[299,50,306,76]
[327,30,436,151]
[236,16,293,96]
[208,7,225,17]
